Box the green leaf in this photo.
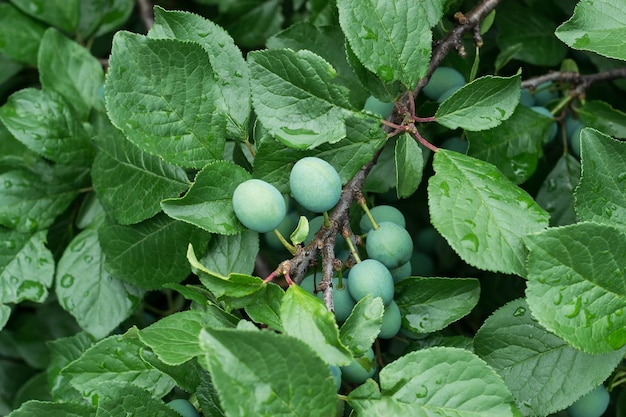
[47,332,95,402]
[339,295,384,356]
[290,216,309,246]
[91,381,180,417]
[395,277,480,334]
[148,6,250,140]
[196,371,226,417]
[466,105,546,184]
[244,283,284,331]
[475,298,626,416]
[38,28,104,119]
[0,88,95,166]
[161,160,250,235]
[0,229,53,304]
[87,0,134,38]
[536,154,580,226]
[0,159,89,233]
[345,42,403,102]
[187,244,265,300]
[281,285,352,365]
[574,128,626,229]
[0,305,9,331]
[495,2,567,66]
[99,214,210,289]
[248,48,353,149]
[7,400,95,417]
[91,129,190,225]
[526,222,626,353]
[267,22,368,107]
[200,230,258,277]
[556,0,626,61]
[577,101,626,139]
[105,31,226,168]
[337,0,437,89]
[55,228,143,340]
[253,115,386,192]
[11,0,79,33]
[61,335,175,399]
[0,3,47,65]
[218,0,283,48]
[348,347,521,416]
[199,327,338,417]
[395,133,423,198]
[435,74,521,131]
[428,150,549,275]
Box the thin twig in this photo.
[521,67,626,97]
[137,0,154,32]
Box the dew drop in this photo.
[83,255,93,263]
[23,256,32,264]
[4,240,16,250]
[618,172,626,182]
[24,218,38,232]
[564,296,582,318]
[10,275,19,285]
[376,66,394,82]
[3,180,12,189]
[553,292,562,305]
[439,181,450,197]
[60,274,75,288]
[17,280,45,301]
[460,233,479,252]
[513,306,526,317]
[415,385,428,399]
[197,32,209,38]
[546,179,557,191]
[71,240,86,252]
[63,297,75,309]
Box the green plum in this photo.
[363,95,394,119]
[533,81,558,106]
[379,300,401,339]
[530,106,557,143]
[167,399,200,417]
[329,364,342,391]
[436,84,463,103]
[359,205,406,233]
[422,67,465,101]
[348,259,395,306]
[520,88,535,107]
[232,179,286,233]
[567,385,610,417]
[341,347,377,384]
[290,157,342,213]
[440,136,468,153]
[366,221,413,269]
[569,125,583,158]
[317,277,356,322]
[389,261,412,282]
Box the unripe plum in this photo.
[422,67,465,101]
[533,81,558,106]
[363,95,394,119]
[232,179,286,233]
[167,399,200,417]
[366,221,413,269]
[290,157,342,213]
[340,347,377,384]
[359,205,406,233]
[566,385,610,417]
[317,277,356,322]
[530,106,557,143]
[348,259,394,306]
[379,300,401,339]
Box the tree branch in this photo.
[521,67,626,97]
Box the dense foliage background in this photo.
[1,0,626,416]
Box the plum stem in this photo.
[273,228,297,254]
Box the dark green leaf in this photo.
[11,0,79,33]
[243,283,284,331]
[92,129,190,225]
[475,298,626,416]
[339,295,383,355]
[99,214,210,289]
[395,133,423,198]
[161,161,250,235]
[7,400,95,417]
[535,154,580,226]
[0,3,47,65]
[47,332,95,402]
[525,222,626,353]
[92,381,180,417]
[578,101,626,139]
[106,32,226,168]
[200,230,258,277]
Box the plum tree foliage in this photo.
[1,0,626,416]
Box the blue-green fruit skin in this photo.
[363,95,394,119]
[379,301,401,339]
[530,106,557,143]
[317,277,355,322]
[423,67,465,100]
[290,157,342,213]
[436,84,463,103]
[533,81,558,106]
[348,259,394,306]
[359,205,406,233]
[233,179,286,233]
[567,385,610,417]
[520,88,535,107]
[569,125,583,158]
[329,364,342,391]
[167,399,200,417]
[366,222,414,269]
[440,136,468,154]
[341,347,377,384]
[390,261,412,282]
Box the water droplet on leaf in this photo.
[513,306,526,317]
[60,274,75,288]
[460,233,479,252]
[376,66,394,82]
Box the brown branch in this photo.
[521,67,626,97]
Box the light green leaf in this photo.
[11,0,79,33]
[290,216,309,246]
[248,48,352,149]
[339,295,383,355]
[0,88,95,166]
[395,277,480,334]
[0,160,89,233]
[161,160,250,235]
[244,283,284,331]
[7,400,95,417]
[526,222,626,353]
[575,128,626,229]
[337,0,436,89]
[436,74,521,131]
[578,100,626,139]
[92,129,190,225]
[38,28,104,119]
[536,154,580,226]
[199,327,338,417]
[47,332,95,402]
[495,2,567,66]
[61,335,175,399]
[281,285,352,366]
[428,150,549,275]
[475,298,626,416]
[466,105,546,184]
[556,0,626,61]
[0,3,47,65]
[88,0,134,37]
[91,381,180,417]
[148,6,250,140]
[0,229,53,304]
[0,305,9,331]
[105,31,226,168]
[348,347,521,417]
[200,230,258,277]
[56,228,143,340]
[395,133,423,198]
[99,214,210,289]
